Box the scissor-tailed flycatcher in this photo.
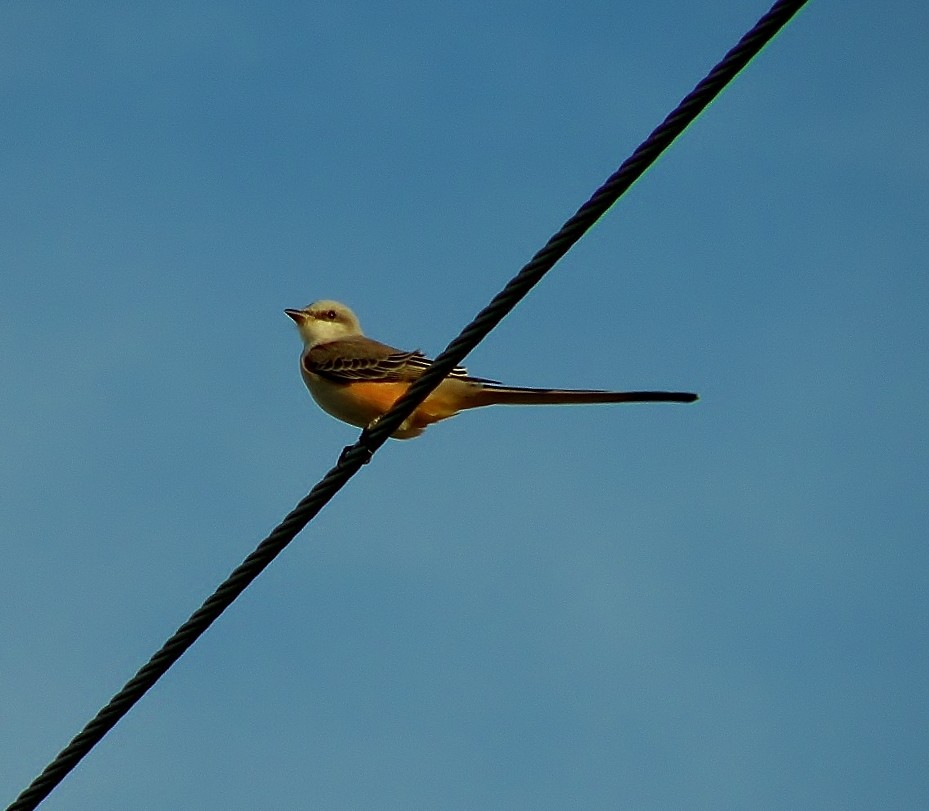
[285,300,697,439]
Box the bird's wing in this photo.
[304,336,499,384]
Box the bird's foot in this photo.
[338,441,373,466]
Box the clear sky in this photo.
[3,2,927,809]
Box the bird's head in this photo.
[284,300,363,347]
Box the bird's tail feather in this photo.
[469,386,698,408]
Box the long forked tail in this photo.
[470,385,698,408]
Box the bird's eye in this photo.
[326,309,337,320]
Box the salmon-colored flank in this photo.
[344,380,465,431]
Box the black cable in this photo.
[5,2,808,808]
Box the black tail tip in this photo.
[630,391,699,403]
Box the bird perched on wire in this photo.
[285,300,697,439]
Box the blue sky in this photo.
[2,1,927,808]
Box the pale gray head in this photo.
[284,299,363,347]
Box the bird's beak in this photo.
[284,308,306,324]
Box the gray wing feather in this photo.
[304,337,498,384]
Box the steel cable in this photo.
[6,2,809,808]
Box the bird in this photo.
[285,300,697,439]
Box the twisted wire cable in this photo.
[6,2,808,808]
